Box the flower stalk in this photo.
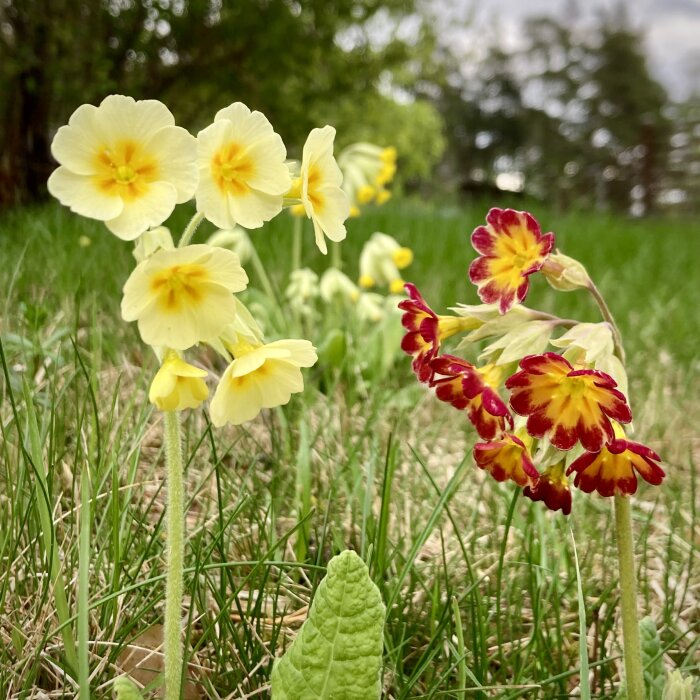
[178,211,206,248]
[163,410,185,700]
[588,279,644,698]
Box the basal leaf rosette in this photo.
[430,354,513,440]
[210,338,318,426]
[399,284,480,383]
[505,352,632,452]
[48,95,198,240]
[469,208,555,314]
[473,431,538,487]
[121,244,248,350]
[196,102,291,229]
[567,424,665,497]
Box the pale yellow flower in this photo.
[206,227,254,265]
[337,142,396,214]
[149,351,208,411]
[121,244,248,350]
[359,232,413,290]
[210,338,317,426]
[196,102,291,230]
[299,126,350,255]
[48,95,198,240]
[133,226,174,263]
[319,268,360,303]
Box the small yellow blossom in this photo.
[337,142,397,215]
[196,102,291,230]
[210,338,317,426]
[298,126,350,254]
[121,244,248,350]
[48,95,198,240]
[149,351,208,411]
[359,232,413,289]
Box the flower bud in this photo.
[662,670,695,700]
[320,268,360,303]
[480,320,555,365]
[207,227,254,265]
[132,226,174,263]
[541,252,590,292]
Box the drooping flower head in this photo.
[430,355,513,440]
[524,460,572,515]
[399,284,481,383]
[337,142,397,215]
[506,352,632,452]
[567,424,665,497]
[48,95,198,240]
[469,208,555,314]
[210,338,318,426]
[149,351,208,411]
[358,232,413,293]
[196,102,291,230]
[473,431,538,487]
[121,244,248,350]
[298,126,351,254]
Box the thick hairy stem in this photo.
[178,211,205,248]
[163,411,185,700]
[614,495,646,699]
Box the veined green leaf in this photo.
[271,550,385,699]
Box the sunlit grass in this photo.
[0,201,697,697]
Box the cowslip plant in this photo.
[48,94,351,699]
[401,207,666,698]
[270,550,385,699]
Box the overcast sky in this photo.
[432,0,700,99]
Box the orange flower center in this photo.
[306,164,324,211]
[150,264,210,312]
[213,142,254,195]
[94,140,158,201]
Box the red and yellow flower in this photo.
[469,208,555,314]
[399,283,479,383]
[505,352,631,452]
[473,432,538,487]
[524,460,572,515]
[567,425,664,497]
[430,355,513,440]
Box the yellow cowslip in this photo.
[48,95,198,240]
[297,126,350,254]
[210,338,317,426]
[337,142,397,215]
[133,226,174,263]
[359,232,413,290]
[196,102,291,230]
[121,244,248,350]
[149,351,208,411]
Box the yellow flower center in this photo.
[306,164,324,211]
[150,264,210,312]
[94,140,158,201]
[392,247,413,270]
[212,142,254,196]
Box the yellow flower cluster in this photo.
[337,143,397,217]
[48,94,328,424]
[358,232,413,294]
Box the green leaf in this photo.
[271,550,385,699]
[113,677,144,700]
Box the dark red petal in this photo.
[469,255,493,283]
[471,226,497,255]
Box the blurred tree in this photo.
[0,0,421,207]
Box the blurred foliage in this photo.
[311,93,446,184]
[1,0,699,213]
[0,0,423,205]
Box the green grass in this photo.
[0,200,698,698]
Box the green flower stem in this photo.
[163,410,185,700]
[614,495,645,700]
[178,211,206,248]
[249,239,278,301]
[292,215,303,272]
[587,278,643,698]
[587,279,625,363]
[331,240,342,270]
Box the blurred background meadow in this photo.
[0,0,698,698]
